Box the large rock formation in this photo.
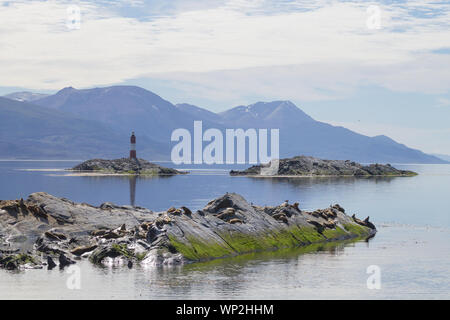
[0,193,375,270]
[230,155,417,177]
[71,158,184,175]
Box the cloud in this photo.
[0,0,449,98]
[436,97,450,108]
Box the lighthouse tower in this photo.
[130,132,136,159]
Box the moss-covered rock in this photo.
[163,193,375,263]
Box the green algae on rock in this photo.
[0,192,375,270]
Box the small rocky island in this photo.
[71,158,184,175]
[0,193,375,270]
[230,155,417,177]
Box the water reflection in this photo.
[2,226,448,299]
[70,174,175,208]
[129,176,136,207]
[127,239,359,298]
[247,175,403,187]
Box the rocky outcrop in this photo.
[230,155,417,177]
[71,158,184,175]
[0,192,375,270]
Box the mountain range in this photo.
[0,85,446,163]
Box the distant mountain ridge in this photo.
[0,96,168,159]
[219,101,315,127]
[1,86,446,163]
[432,154,450,162]
[32,86,221,143]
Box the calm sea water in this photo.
[0,161,449,299]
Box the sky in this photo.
[0,0,449,155]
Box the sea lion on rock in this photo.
[224,207,236,214]
[113,224,128,235]
[292,202,300,211]
[332,204,345,213]
[323,219,336,229]
[28,205,48,219]
[306,219,325,233]
[322,209,332,218]
[272,213,288,223]
[328,209,338,218]
[91,229,108,237]
[352,214,364,225]
[180,206,192,216]
[70,245,98,256]
[363,217,376,230]
[171,209,182,215]
[280,201,289,208]
[167,207,177,213]
[135,229,147,239]
[155,215,172,228]
[311,211,321,218]
[0,201,19,213]
[168,207,182,215]
[35,240,66,255]
[351,214,364,225]
[216,208,236,221]
[196,210,205,216]
[140,222,153,231]
[59,254,75,269]
[228,218,243,224]
[312,210,325,219]
[351,214,376,230]
[47,256,57,270]
[102,231,121,239]
[44,231,67,241]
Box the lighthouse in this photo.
[130,132,136,159]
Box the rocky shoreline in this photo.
[0,192,376,271]
[230,155,418,177]
[70,158,185,175]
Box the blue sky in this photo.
[0,0,449,154]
